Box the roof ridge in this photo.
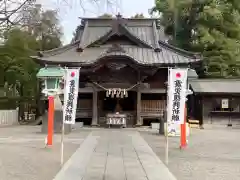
[83,19,153,49]
[190,78,240,82]
[158,40,201,59]
[38,40,79,57]
[79,17,160,21]
[152,21,161,52]
[78,20,89,51]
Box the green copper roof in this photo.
[36,67,65,78]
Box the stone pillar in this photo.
[41,95,71,134]
[91,90,98,126]
[136,90,142,126]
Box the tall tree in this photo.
[0,0,35,32]
[1,28,38,88]
[0,3,63,112]
[19,4,62,51]
[131,13,145,18]
[152,0,240,78]
[98,13,113,18]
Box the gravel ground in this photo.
[0,125,91,180]
[140,124,240,180]
[1,124,240,180]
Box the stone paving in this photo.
[0,125,91,180]
[53,129,176,180]
[1,124,239,180]
[140,124,240,180]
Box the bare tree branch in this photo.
[0,0,35,31]
[55,0,121,16]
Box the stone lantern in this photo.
[36,67,65,96]
[36,67,71,144]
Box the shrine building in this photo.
[32,15,203,127]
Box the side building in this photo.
[32,15,202,127]
[189,79,240,126]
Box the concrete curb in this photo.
[53,132,98,180]
[134,132,177,180]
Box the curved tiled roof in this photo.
[32,17,202,66]
[32,44,200,66]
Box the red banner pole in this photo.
[47,96,54,146]
[180,105,187,149]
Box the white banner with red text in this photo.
[63,69,80,124]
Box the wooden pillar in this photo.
[136,90,142,126]
[198,95,203,127]
[92,90,98,126]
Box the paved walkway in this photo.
[53,129,176,180]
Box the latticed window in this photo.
[46,79,57,89]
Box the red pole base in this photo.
[47,96,54,146]
[180,123,187,149]
[180,105,187,149]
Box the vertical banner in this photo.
[63,69,80,124]
[167,68,188,135]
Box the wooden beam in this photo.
[78,87,94,93]
[140,88,166,94]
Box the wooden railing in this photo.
[141,100,166,113]
[76,99,93,118]
[77,99,92,110]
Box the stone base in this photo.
[91,123,100,127]
[41,110,72,134]
[135,123,143,127]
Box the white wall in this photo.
[0,109,19,126]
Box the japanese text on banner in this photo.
[63,69,79,124]
[167,69,187,125]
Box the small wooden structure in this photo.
[32,15,202,127]
[190,79,240,126]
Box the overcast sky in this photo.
[38,0,155,44]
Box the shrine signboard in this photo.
[221,99,229,109]
[63,69,80,124]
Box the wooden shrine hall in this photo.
[32,15,202,127]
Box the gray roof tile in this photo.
[33,18,201,65]
[127,26,155,46]
[80,26,111,48]
[77,18,157,49]
[190,79,240,93]
[34,44,199,65]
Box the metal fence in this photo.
[0,109,19,126]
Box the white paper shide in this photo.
[63,69,80,124]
